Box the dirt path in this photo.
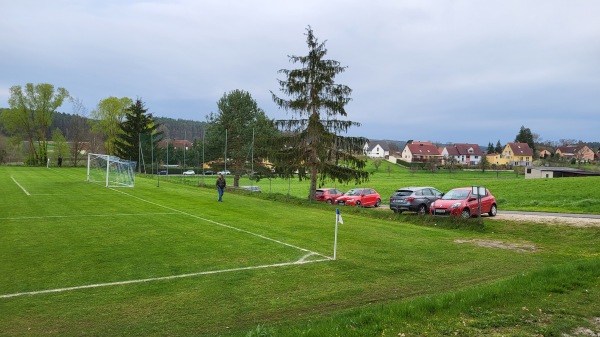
[491,213,600,227]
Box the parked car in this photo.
[389,186,443,215]
[158,170,168,175]
[430,187,497,218]
[182,170,195,175]
[240,185,262,192]
[203,170,215,175]
[217,170,231,175]
[335,188,381,207]
[315,188,345,204]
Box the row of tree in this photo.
[0,26,369,200]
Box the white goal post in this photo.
[86,153,137,188]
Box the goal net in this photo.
[87,153,137,187]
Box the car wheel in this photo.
[375,199,381,207]
[417,204,427,215]
[393,209,403,214]
[488,204,497,217]
[461,209,471,219]
[355,201,361,207]
[326,199,333,204]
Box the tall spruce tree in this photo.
[114,98,162,172]
[271,26,368,202]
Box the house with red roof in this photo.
[401,141,441,163]
[440,143,484,165]
[555,144,595,162]
[502,142,533,166]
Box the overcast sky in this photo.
[2,0,599,145]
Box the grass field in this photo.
[1,165,599,336]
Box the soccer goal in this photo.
[86,153,137,187]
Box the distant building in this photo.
[158,139,193,151]
[363,141,390,158]
[555,144,595,162]
[401,141,441,163]
[440,143,484,165]
[525,166,600,179]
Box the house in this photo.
[363,141,390,158]
[401,141,442,163]
[486,152,504,166]
[158,139,193,151]
[525,166,600,179]
[440,143,484,165]
[502,142,533,166]
[555,144,595,162]
[538,149,552,159]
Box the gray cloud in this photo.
[1,0,599,144]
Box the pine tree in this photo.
[205,89,279,187]
[271,26,368,201]
[495,140,503,154]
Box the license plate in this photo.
[338,201,345,205]
[435,209,446,214]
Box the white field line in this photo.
[0,256,330,299]
[0,213,179,221]
[110,188,331,260]
[11,176,30,196]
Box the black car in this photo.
[389,186,443,215]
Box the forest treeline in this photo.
[0,108,207,142]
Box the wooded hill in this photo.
[0,108,207,142]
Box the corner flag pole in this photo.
[334,208,343,260]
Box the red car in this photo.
[335,188,381,207]
[315,188,345,204]
[430,187,497,218]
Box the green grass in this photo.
[0,165,599,336]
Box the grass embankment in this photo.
[0,166,598,336]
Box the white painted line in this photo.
[0,213,179,221]
[0,257,331,299]
[11,176,30,196]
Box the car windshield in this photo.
[345,189,363,196]
[441,189,470,200]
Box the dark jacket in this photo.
[216,177,226,189]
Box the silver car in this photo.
[389,186,443,215]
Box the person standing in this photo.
[216,174,226,202]
[58,155,62,168]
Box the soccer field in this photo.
[1,167,335,299]
[2,166,599,336]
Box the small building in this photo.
[525,166,600,179]
[363,141,390,158]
